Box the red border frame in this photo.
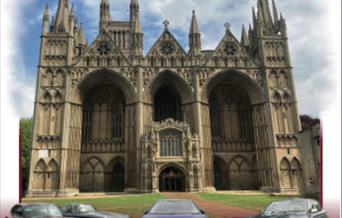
[19,127,22,203]
[320,124,323,207]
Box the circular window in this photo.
[160,42,175,56]
[97,43,111,56]
[223,43,237,56]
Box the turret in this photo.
[100,0,111,31]
[130,0,143,59]
[189,10,201,55]
[42,4,49,35]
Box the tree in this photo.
[20,117,33,194]
[300,115,320,131]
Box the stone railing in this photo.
[81,139,125,153]
[212,140,253,152]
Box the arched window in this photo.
[209,85,253,143]
[82,101,93,140]
[209,99,221,139]
[159,130,182,157]
[154,86,182,122]
[112,100,124,138]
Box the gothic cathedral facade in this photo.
[28,0,307,197]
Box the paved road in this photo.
[162,192,258,218]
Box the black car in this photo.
[252,198,327,218]
[61,203,129,218]
[142,199,208,218]
[10,203,63,218]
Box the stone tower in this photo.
[28,0,306,197]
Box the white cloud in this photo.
[1,0,36,118]
[3,0,341,118]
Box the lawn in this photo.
[197,193,290,210]
[23,194,164,218]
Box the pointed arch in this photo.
[54,69,65,86]
[291,157,303,190]
[34,159,47,172]
[283,91,291,103]
[278,70,288,87]
[47,159,58,172]
[54,90,63,103]
[43,91,52,103]
[280,157,292,189]
[80,157,105,192]
[33,159,47,191]
[44,69,54,86]
[46,159,59,190]
[78,69,136,103]
[228,155,253,190]
[143,70,193,104]
[201,70,264,104]
[213,156,229,190]
[273,91,282,103]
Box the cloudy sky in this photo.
[1,0,341,118]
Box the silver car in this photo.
[61,203,129,218]
[143,199,208,218]
[252,198,327,218]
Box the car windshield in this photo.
[75,204,96,213]
[23,205,62,218]
[264,200,308,215]
[149,200,201,214]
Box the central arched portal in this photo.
[159,167,185,192]
[154,85,182,122]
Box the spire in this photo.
[78,23,86,45]
[189,10,201,55]
[133,15,143,34]
[252,7,257,28]
[131,0,142,34]
[272,0,279,23]
[257,0,273,26]
[54,0,70,33]
[42,4,49,34]
[50,16,55,32]
[100,0,111,31]
[190,10,200,34]
[241,25,249,47]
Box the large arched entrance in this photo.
[202,70,264,191]
[78,70,135,193]
[159,167,185,192]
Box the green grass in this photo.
[197,193,289,210]
[23,194,164,218]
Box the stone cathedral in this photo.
[28,0,313,197]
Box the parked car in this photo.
[142,199,208,218]
[10,203,63,218]
[252,198,327,218]
[61,203,129,218]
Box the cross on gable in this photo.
[163,20,170,29]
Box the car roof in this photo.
[156,199,194,203]
[16,203,58,207]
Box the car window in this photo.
[62,205,73,213]
[149,200,201,214]
[23,205,62,218]
[264,200,308,215]
[75,204,96,214]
